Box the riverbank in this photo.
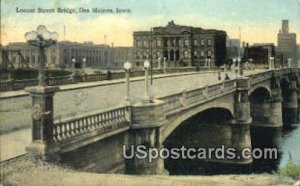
[0,155,297,186]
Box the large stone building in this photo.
[1,41,132,70]
[110,46,133,69]
[277,20,297,63]
[133,21,227,68]
[244,43,275,65]
[226,38,240,60]
[55,41,110,69]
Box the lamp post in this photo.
[249,58,253,70]
[288,58,292,68]
[163,57,167,73]
[237,57,241,77]
[82,57,86,74]
[25,25,58,86]
[72,58,76,76]
[24,25,60,160]
[232,58,236,76]
[269,57,274,70]
[123,61,132,104]
[236,57,243,76]
[7,64,12,81]
[158,57,161,69]
[143,60,151,102]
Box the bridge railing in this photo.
[0,67,199,92]
[185,87,206,104]
[159,93,183,112]
[248,70,273,84]
[158,79,237,113]
[48,76,74,86]
[53,106,130,143]
[0,79,39,92]
[158,68,298,113]
[0,76,75,91]
[79,74,107,82]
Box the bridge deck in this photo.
[0,68,293,161]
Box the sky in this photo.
[1,0,299,46]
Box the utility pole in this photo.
[238,26,241,60]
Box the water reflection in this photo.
[279,125,300,168]
[164,118,300,175]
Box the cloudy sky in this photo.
[1,0,299,46]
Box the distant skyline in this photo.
[1,0,299,46]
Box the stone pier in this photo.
[231,77,252,164]
[269,77,283,127]
[126,99,168,175]
[282,78,298,124]
[25,86,60,161]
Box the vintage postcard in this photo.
[0,0,300,185]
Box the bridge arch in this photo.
[161,105,234,142]
[249,87,272,125]
[162,106,252,170]
[249,85,272,97]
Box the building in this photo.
[2,41,112,69]
[56,41,110,69]
[244,43,275,64]
[133,20,227,68]
[277,20,297,63]
[227,38,240,48]
[297,44,300,62]
[110,46,133,69]
[226,38,240,59]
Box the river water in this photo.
[164,122,300,175]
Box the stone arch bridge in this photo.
[25,68,300,174]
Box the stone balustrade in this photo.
[159,93,183,112]
[158,79,237,113]
[53,106,130,143]
[249,71,273,84]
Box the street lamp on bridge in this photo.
[157,57,161,69]
[143,60,151,102]
[269,57,275,70]
[288,58,292,68]
[24,26,59,159]
[237,57,241,77]
[82,57,86,74]
[72,58,76,76]
[232,58,237,77]
[25,25,58,86]
[123,61,132,104]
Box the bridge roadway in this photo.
[0,69,265,161]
